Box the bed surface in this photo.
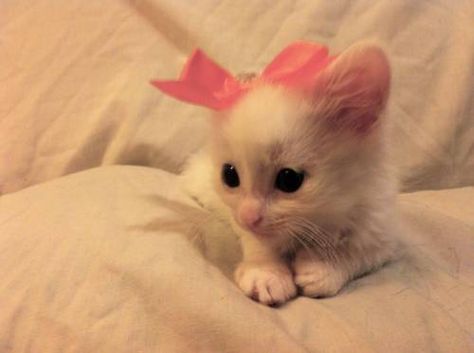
[1,1,474,352]
[1,166,473,352]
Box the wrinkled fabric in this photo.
[0,166,473,353]
[1,0,474,193]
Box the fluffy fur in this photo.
[181,43,400,305]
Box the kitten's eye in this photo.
[275,168,304,193]
[222,163,240,188]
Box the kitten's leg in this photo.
[292,249,348,297]
[235,231,297,306]
[292,232,396,298]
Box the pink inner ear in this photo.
[313,45,391,132]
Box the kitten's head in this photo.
[210,43,391,246]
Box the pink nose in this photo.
[238,199,264,230]
[241,211,263,229]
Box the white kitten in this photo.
[181,43,399,305]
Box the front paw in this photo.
[293,252,347,298]
[234,262,297,306]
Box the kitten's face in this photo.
[210,44,390,246]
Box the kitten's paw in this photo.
[293,254,347,298]
[234,262,297,306]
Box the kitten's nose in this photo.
[238,199,264,231]
[241,212,263,229]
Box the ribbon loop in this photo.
[152,41,334,110]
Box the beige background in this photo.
[1,0,473,194]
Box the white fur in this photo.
[181,43,400,305]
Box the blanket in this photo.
[0,166,473,352]
[1,0,473,193]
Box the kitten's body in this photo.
[181,43,399,305]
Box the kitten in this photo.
[181,43,399,305]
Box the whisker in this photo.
[273,215,341,263]
[287,230,315,261]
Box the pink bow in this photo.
[151,41,334,110]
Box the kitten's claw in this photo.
[293,254,347,298]
[234,262,297,306]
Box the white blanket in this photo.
[1,166,473,352]
[1,1,474,352]
[1,0,473,193]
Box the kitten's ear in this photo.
[314,43,390,133]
